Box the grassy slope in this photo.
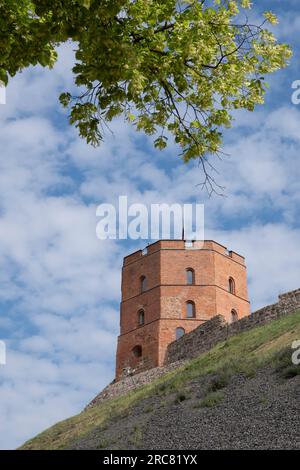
[20,310,300,450]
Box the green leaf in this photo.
[0,0,292,185]
[79,0,91,9]
[154,136,168,150]
[59,92,72,107]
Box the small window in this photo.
[140,276,147,293]
[138,309,145,326]
[186,268,195,285]
[176,327,185,340]
[186,301,196,318]
[229,277,235,295]
[231,309,238,323]
[132,345,142,358]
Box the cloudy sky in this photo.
[0,0,300,450]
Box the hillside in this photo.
[20,309,300,450]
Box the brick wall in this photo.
[166,288,300,364]
[116,240,250,380]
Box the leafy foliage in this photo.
[0,0,291,189]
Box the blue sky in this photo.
[0,1,300,449]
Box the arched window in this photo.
[229,277,235,295]
[231,309,238,323]
[138,309,145,326]
[132,345,142,358]
[140,276,147,293]
[176,327,185,340]
[186,301,196,318]
[186,268,195,285]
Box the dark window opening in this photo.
[231,309,238,323]
[138,309,145,326]
[186,268,195,285]
[140,275,147,293]
[186,301,196,318]
[176,327,185,340]
[132,345,142,358]
[229,277,236,295]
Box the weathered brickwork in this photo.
[166,288,300,363]
[116,240,250,380]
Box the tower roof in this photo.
[123,239,245,266]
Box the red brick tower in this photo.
[116,240,250,380]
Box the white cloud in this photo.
[0,349,113,449]
[210,224,300,310]
[0,47,123,449]
[0,43,77,121]
[0,20,300,450]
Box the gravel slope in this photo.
[69,367,300,450]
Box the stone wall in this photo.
[85,360,186,409]
[87,288,300,409]
[166,288,300,364]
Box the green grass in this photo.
[174,391,190,404]
[96,439,109,449]
[144,404,154,414]
[128,425,143,447]
[207,369,232,392]
[274,346,300,379]
[198,391,225,408]
[20,309,300,450]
